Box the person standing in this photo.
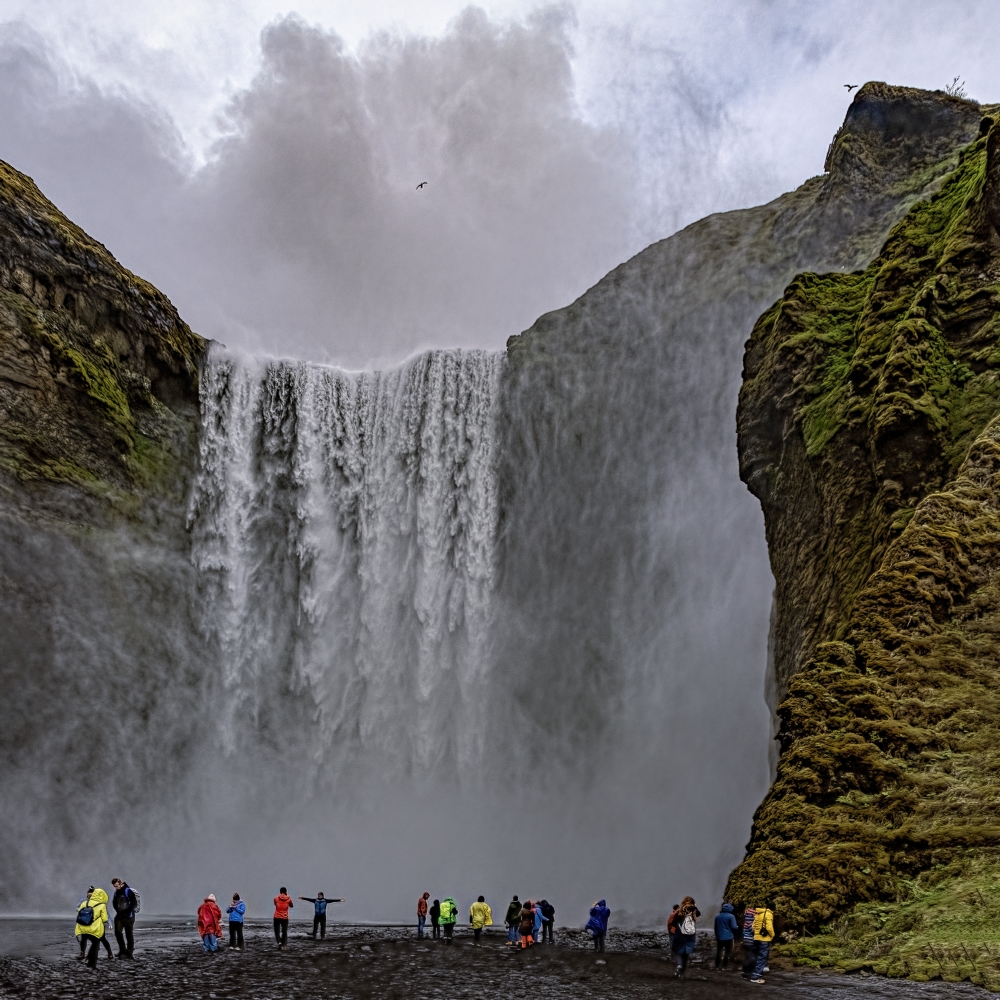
[299,892,344,940]
[273,887,294,948]
[713,903,738,970]
[430,898,441,939]
[585,899,610,953]
[539,900,555,943]
[439,897,458,944]
[227,894,246,950]
[76,887,114,963]
[666,903,680,936]
[469,896,492,944]
[532,899,543,943]
[673,896,701,979]
[750,903,775,985]
[518,899,535,949]
[75,887,110,969]
[110,877,138,959]
[417,892,430,939]
[197,894,222,953]
[504,895,521,946]
[740,905,757,978]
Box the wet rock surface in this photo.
[0,921,985,999]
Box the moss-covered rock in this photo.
[0,160,207,524]
[731,94,1000,985]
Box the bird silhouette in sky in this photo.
[416,181,428,189]
[845,84,859,93]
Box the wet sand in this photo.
[0,919,985,999]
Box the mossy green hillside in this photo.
[0,160,207,520]
[731,119,1000,982]
[785,854,1000,988]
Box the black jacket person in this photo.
[110,878,138,958]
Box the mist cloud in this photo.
[0,8,639,366]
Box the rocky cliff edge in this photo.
[0,161,206,528]
[731,88,1000,985]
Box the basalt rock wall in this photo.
[729,94,1000,951]
[0,162,210,891]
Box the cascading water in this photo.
[189,348,504,788]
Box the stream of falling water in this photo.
[188,347,503,785]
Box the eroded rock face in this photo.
[731,99,1000,930]
[0,163,210,894]
[502,81,986,743]
[0,160,205,526]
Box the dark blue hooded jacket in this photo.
[714,904,738,941]
[586,900,611,935]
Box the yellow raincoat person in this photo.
[469,897,492,943]
[75,887,109,967]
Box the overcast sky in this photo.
[0,0,996,366]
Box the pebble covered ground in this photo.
[0,920,986,999]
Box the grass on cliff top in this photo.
[777,126,996,464]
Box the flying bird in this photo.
[416,181,428,190]
[845,84,859,93]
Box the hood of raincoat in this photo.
[75,888,109,937]
[721,903,734,913]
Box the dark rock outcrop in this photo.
[730,86,1000,982]
[0,160,205,526]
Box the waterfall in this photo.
[189,347,503,787]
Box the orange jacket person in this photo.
[273,887,294,948]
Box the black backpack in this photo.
[76,905,95,926]
[115,887,141,914]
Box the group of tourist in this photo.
[195,889,346,952]
[75,878,776,984]
[74,878,139,968]
[673,897,775,985]
[416,893,556,947]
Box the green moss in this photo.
[762,132,1000,466]
[61,346,133,432]
[782,854,1000,988]
[731,120,1000,981]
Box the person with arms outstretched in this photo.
[299,891,344,939]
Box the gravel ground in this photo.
[0,920,986,999]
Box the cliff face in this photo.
[0,163,211,895]
[732,95,1000,980]
[0,161,205,525]
[501,81,985,754]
